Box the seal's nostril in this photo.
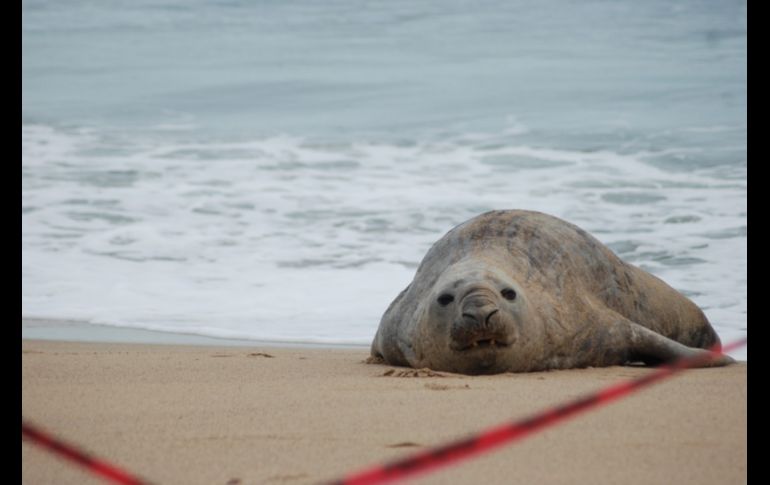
[485,308,499,325]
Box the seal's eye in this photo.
[501,288,517,301]
[437,294,455,306]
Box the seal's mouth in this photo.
[452,337,512,352]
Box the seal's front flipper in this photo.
[624,322,735,367]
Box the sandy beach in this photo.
[22,339,746,485]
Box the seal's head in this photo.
[412,257,538,374]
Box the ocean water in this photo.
[22,0,746,359]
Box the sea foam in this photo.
[22,124,746,359]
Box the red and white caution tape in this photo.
[325,338,746,485]
[21,420,153,485]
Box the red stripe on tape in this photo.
[21,420,152,485]
[327,338,746,485]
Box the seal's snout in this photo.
[460,290,499,325]
[462,304,499,328]
[450,291,512,351]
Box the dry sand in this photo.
[22,339,746,485]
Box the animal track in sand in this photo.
[210,352,275,358]
[424,383,470,391]
[386,441,421,448]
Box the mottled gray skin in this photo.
[371,210,733,374]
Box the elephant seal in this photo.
[371,210,733,374]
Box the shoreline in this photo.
[22,339,746,484]
[21,317,369,350]
[21,317,748,362]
